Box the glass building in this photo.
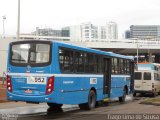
[130,25,160,39]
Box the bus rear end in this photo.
[7,40,56,103]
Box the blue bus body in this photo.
[7,40,134,107]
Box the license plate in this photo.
[27,77,46,84]
[24,89,33,94]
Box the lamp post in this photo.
[136,39,139,64]
[17,0,20,40]
[2,15,6,37]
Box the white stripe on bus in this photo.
[7,73,103,77]
[8,73,130,78]
[111,75,131,77]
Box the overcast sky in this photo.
[0,0,160,38]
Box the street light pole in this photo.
[2,15,6,37]
[136,39,139,64]
[17,0,20,40]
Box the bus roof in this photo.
[10,40,134,60]
[52,41,134,60]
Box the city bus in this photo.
[7,40,134,110]
[134,63,160,97]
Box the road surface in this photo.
[0,95,160,120]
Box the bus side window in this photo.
[85,53,95,73]
[59,48,74,73]
[75,52,85,73]
[112,58,118,74]
[126,60,130,74]
[94,55,98,73]
[119,59,124,74]
[97,56,103,73]
[111,58,115,74]
[124,59,127,74]
[59,49,64,71]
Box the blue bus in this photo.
[7,40,134,110]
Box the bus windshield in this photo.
[10,43,51,66]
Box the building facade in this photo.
[81,22,98,41]
[106,21,118,39]
[62,25,81,41]
[33,21,118,42]
[62,22,98,42]
[98,26,106,40]
[62,21,118,42]
[130,25,160,39]
[34,27,62,37]
[125,30,131,39]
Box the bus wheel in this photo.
[96,100,103,107]
[47,103,63,109]
[119,88,127,102]
[152,91,157,97]
[79,90,96,110]
[133,92,136,97]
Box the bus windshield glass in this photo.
[10,43,51,66]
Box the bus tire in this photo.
[47,103,63,109]
[119,88,127,102]
[79,90,96,110]
[96,100,103,107]
[133,92,136,97]
[152,92,157,97]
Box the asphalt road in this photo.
[0,95,160,120]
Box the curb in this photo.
[140,101,160,106]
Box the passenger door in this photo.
[103,58,111,96]
[142,72,152,91]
